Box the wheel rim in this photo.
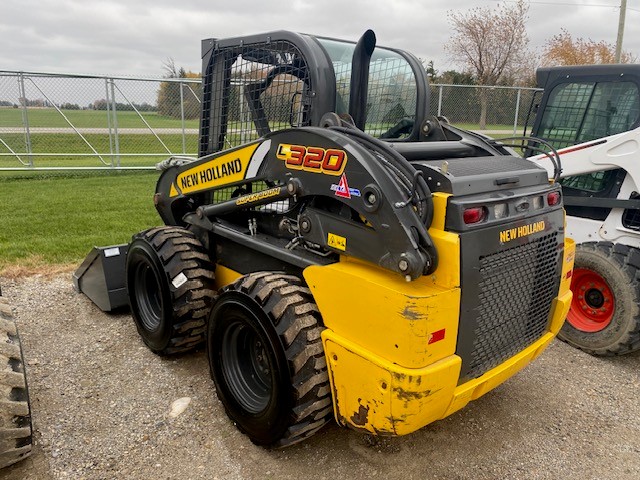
[133,261,163,331]
[567,268,615,332]
[220,312,273,414]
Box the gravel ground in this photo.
[1,273,639,480]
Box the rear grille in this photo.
[465,233,560,380]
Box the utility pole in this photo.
[615,0,627,63]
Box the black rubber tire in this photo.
[558,242,640,355]
[207,272,333,448]
[126,226,216,355]
[0,296,32,469]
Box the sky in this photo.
[1,0,639,78]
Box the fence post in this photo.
[109,79,121,168]
[513,88,522,135]
[18,73,33,167]
[437,85,443,117]
[105,78,114,168]
[180,82,186,154]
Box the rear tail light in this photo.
[463,207,487,224]
[547,191,561,206]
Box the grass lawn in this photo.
[0,171,162,273]
[451,122,524,132]
[0,133,199,168]
[0,108,199,129]
[0,108,202,169]
[0,108,522,133]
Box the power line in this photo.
[504,0,625,7]
[504,1,639,13]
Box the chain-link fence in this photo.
[0,70,542,171]
[0,71,202,170]
[429,84,541,133]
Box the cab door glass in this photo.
[578,81,640,142]
[537,81,640,150]
[537,82,595,150]
[538,80,639,196]
[317,38,418,138]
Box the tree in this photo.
[445,0,532,129]
[59,103,80,110]
[541,29,636,66]
[422,60,438,81]
[437,70,476,86]
[157,58,202,119]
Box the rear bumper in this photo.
[321,288,572,435]
[443,290,572,420]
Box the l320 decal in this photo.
[276,143,347,176]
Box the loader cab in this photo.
[528,65,640,149]
[198,30,431,157]
[527,64,640,221]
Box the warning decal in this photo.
[327,232,347,251]
[330,174,361,199]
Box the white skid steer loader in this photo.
[526,64,640,355]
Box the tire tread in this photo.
[0,297,32,469]
[130,226,216,354]
[225,272,333,447]
[560,241,640,355]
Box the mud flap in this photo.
[73,244,129,312]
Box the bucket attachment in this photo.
[73,244,129,312]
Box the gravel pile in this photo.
[2,273,639,480]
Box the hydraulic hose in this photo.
[496,136,562,182]
[328,126,433,227]
[328,126,438,274]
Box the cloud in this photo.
[1,0,638,77]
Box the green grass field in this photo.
[0,171,161,272]
[1,107,522,132]
[0,133,199,168]
[0,108,199,129]
[0,108,202,169]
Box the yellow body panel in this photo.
[214,264,243,290]
[323,331,461,434]
[429,192,450,231]
[308,228,576,436]
[550,237,576,334]
[321,287,572,435]
[304,258,460,369]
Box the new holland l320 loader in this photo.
[75,30,575,447]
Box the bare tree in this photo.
[158,58,201,119]
[162,57,181,79]
[445,0,532,129]
[541,29,637,66]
